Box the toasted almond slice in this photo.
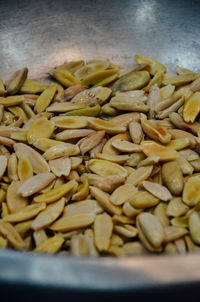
[0,220,25,249]
[88,159,128,178]
[51,213,95,232]
[96,153,129,164]
[72,180,89,201]
[0,95,24,106]
[49,156,71,177]
[130,191,159,209]
[147,84,162,119]
[142,180,172,201]
[33,138,62,153]
[141,141,179,161]
[7,153,18,181]
[141,118,171,144]
[0,155,7,179]
[32,198,65,230]
[17,173,55,197]
[87,117,126,134]
[102,132,130,155]
[4,203,46,223]
[27,118,55,144]
[56,129,94,141]
[110,184,138,205]
[51,116,88,129]
[64,199,103,216]
[14,143,50,173]
[79,131,105,155]
[47,102,87,112]
[7,181,28,213]
[129,121,143,144]
[18,155,33,181]
[114,224,137,238]
[35,234,64,253]
[168,129,196,149]
[138,213,164,248]
[70,157,82,169]
[112,139,142,153]
[189,212,200,245]
[90,186,122,216]
[183,175,200,206]
[82,173,125,193]
[126,166,153,186]
[111,113,140,128]
[183,92,200,123]
[34,180,76,203]
[137,156,160,168]
[164,226,188,243]
[94,213,113,251]
[90,138,107,158]
[34,83,57,113]
[43,143,80,160]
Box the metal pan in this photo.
[0,0,200,300]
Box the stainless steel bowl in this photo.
[0,0,200,300]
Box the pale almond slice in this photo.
[129,121,143,144]
[7,181,28,213]
[110,184,138,205]
[84,229,99,257]
[112,139,142,153]
[190,77,200,92]
[168,129,196,149]
[102,132,130,155]
[110,233,124,246]
[164,226,188,243]
[141,118,171,144]
[0,126,25,138]
[90,186,122,216]
[79,131,105,155]
[49,156,71,177]
[81,173,125,193]
[189,212,200,245]
[0,95,24,106]
[160,84,175,100]
[130,191,159,209]
[114,224,138,238]
[51,116,88,129]
[70,157,82,169]
[0,136,15,147]
[126,153,146,167]
[126,166,153,186]
[14,143,50,173]
[46,102,87,112]
[141,141,179,161]
[110,95,149,112]
[18,155,33,181]
[183,175,200,206]
[148,84,161,119]
[166,138,190,151]
[17,173,55,197]
[32,198,65,230]
[183,92,200,123]
[27,118,55,144]
[87,117,126,134]
[34,234,64,253]
[33,229,48,247]
[0,155,7,179]
[94,213,113,251]
[43,143,80,160]
[56,129,94,141]
[162,161,184,196]
[33,138,63,152]
[138,213,164,248]
[34,180,76,203]
[7,153,18,181]
[111,112,140,128]
[122,202,142,217]
[166,198,189,218]
[153,202,169,227]
[176,156,194,175]
[156,96,184,119]
[90,138,107,158]
[96,153,129,164]
[50,213,95,232]
[3,203,46,223]
[64,199,103,216]
[142,180,172,201]
[179,149,199,161]
[0,220,25,249]
[70,234,89,256]
[137,156,160,168]
[88,159,128,178]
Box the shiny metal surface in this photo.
[0,0,200,299]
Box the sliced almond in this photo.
[17,173,55,197]
[183,175,200,206]
[32,198,65,230]
[0,155,7,179]
[129,121,143,144]
[110,184,138,205]
[96,153,129,164]
[27,118,55,144]
[18,155,33,181]
[102,132,130,155]
[51,116,88,129]
[34,234,64,253]
[88,159,128,178]
[142,180,172,201]
[64,199,103,216]
[114,224,138,238]
[43,143,80,160]
[141,141,179,161]
[130,191,159,209]
[111,112,140,128]
[87,117,126,134]
[112,139,142,153]
[4,203,46,223]
[141,118,171,144]
[164,226,188,243]
[7,181,28,213]
[183,92,200,123]
[6,67,28,95]
[94,213,113,251]
[14,143,50,173]
[56,129,94,141]
[90,138,107,158]
[47,102,87,112]
[126,165,153,186]
[168,129,196,149]
[0,220,25,249]
[72,179,89,201]
[33,138,63,152]
[137,156,160,168]
[7,153,18,181]
[79,131,105,155]
[49,156,71,177]
[162,161,184,195]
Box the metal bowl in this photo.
[0,0,200,300]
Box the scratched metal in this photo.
[0,0,200,299]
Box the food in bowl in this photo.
[0,54,200,256]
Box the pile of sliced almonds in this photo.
[0,55,200,256]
